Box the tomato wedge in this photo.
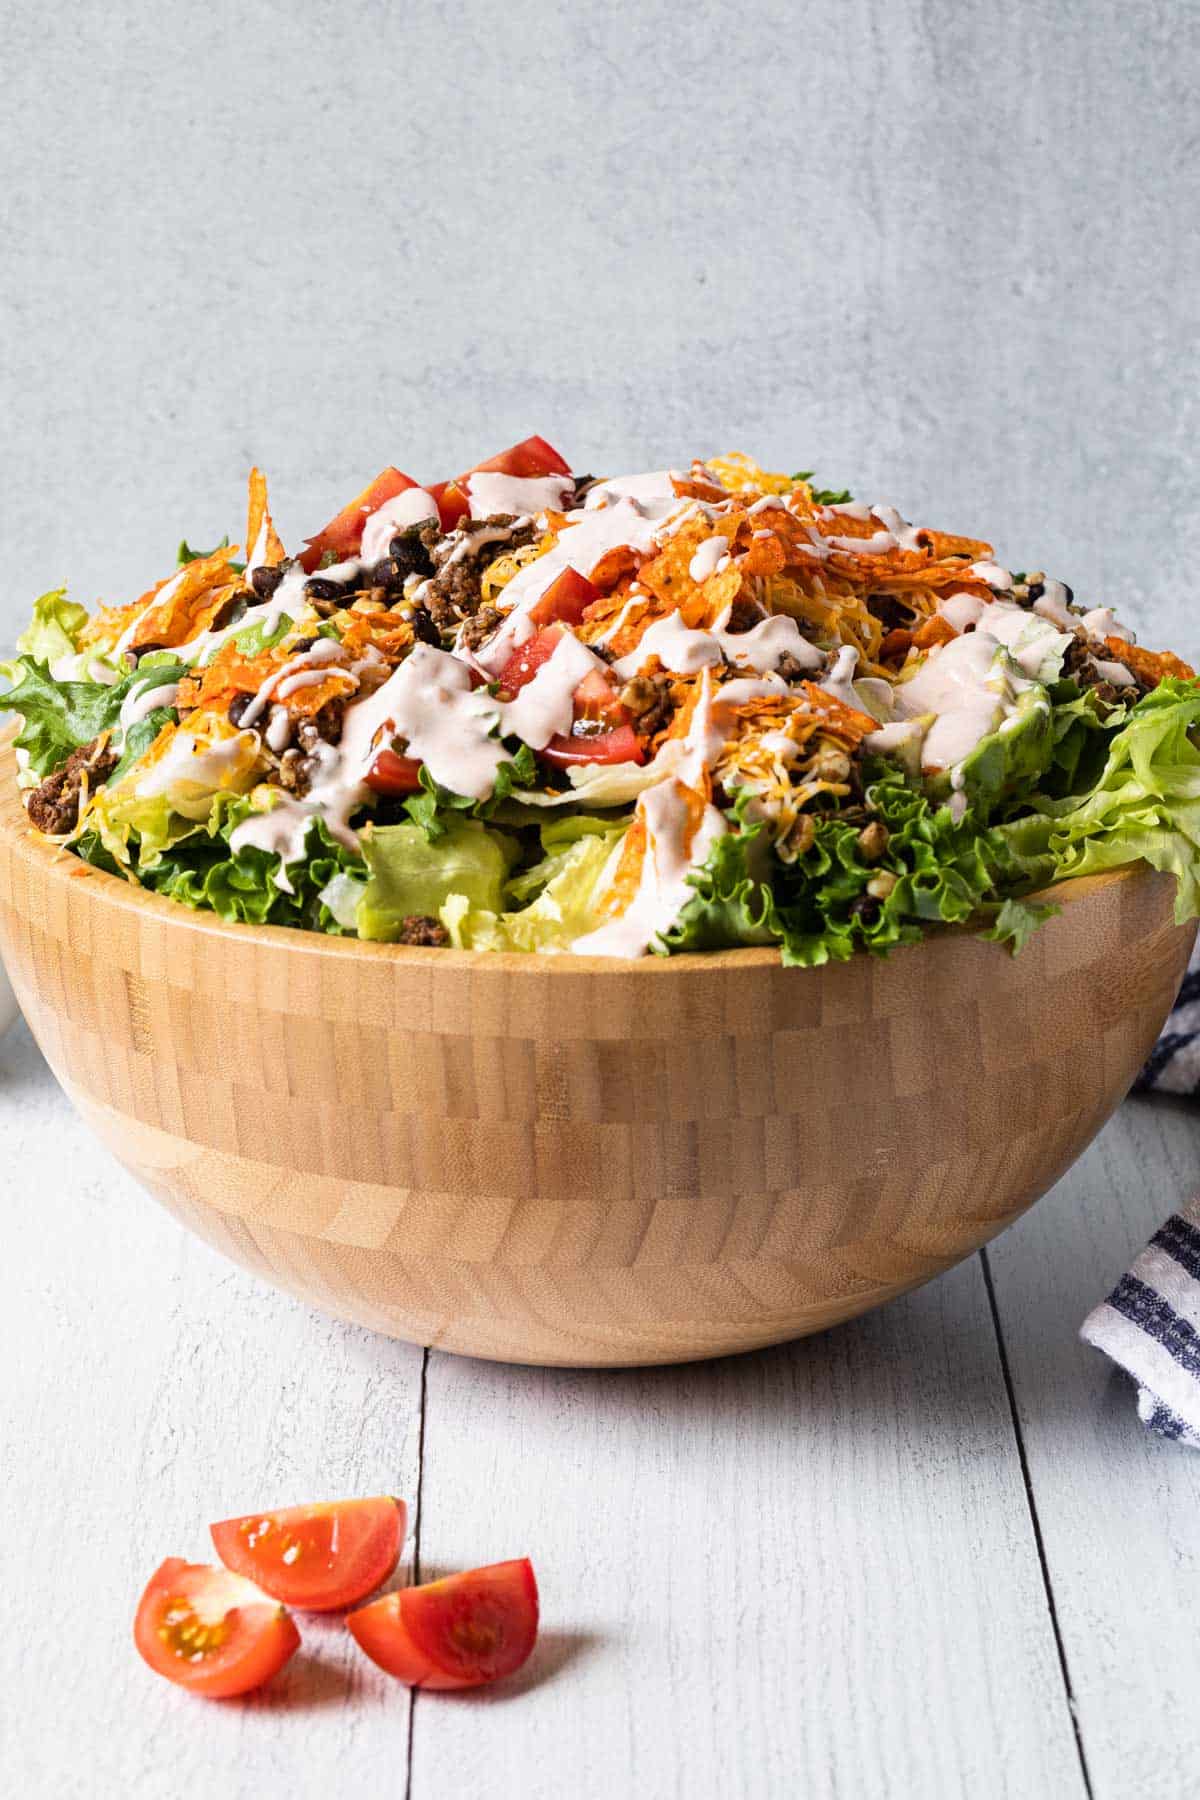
[497,624,566,695]
[429,438,571,532]
[134,1558,300,1698]
[529,567,600,627]
[541,723,645,766]
[348,1559,538,1690]
[210,1497,406,1612]
[470,435,571,480]
[365,749,425,797]
[299,468,419,572]
[427,477,471,533]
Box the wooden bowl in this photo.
[0,735,1192,1366]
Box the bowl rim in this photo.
[0,729,1145,975]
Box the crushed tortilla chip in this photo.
[246,467,286,568]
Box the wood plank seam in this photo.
[980,1247,1095,1800]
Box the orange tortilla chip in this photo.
[246,467,286,568]
[1105,638,1195,686]
[912,615,957,650]
[588,544,641,591]
[128,548,243,652]
[797,683,878,746]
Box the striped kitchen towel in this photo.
[1135,937,1200,1096]
[1081,1198,1200,1447]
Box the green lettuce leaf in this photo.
[0,652,189,781]
[142,812,361,932]
[668,767,1026,966]
[443,827,622,952]
[0,657,125,777]
[357,817,519,941]
[15,588,89,664]
[996,677,1200,921]
[980,896,1062,953]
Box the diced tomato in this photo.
[299,468,419,572]
[529,567,600,627]
[572,666,626,722]
[133,1558,300,1699]
[365,749,425,796]
[428,438,570,532]
[210,1497,406,1613]
[427,478,471,533]
[541,723,645,767]
[497,624,564,695]
[347,1559,539,1690]
[469,436,571,480]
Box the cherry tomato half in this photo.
[364,749,425,796]
[348,1559,539,1690]
[133,1558,300,1699]
[299,467,419,572]
[210,1497,407,1612]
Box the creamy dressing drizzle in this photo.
[359,488,439,564]
[466,472,573,519]
[935,591,1072,680]
[239,638,347,728]
[114,567,186,654]
[688,535,730,582]
[118,680,180,729]
[473,495,682,674]
[571,669,729,958]
[1081,605,1133,643]
[870,632,1047,775]
[610,608,822,680]
[136,730,258,799]
[500,632,605,749]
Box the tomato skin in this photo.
[300,468,418,572]
[428,478,471,533]
[470,436,571,480]
[134,1559,300,1699]
[348,1559,539,1690]
[497,624,564,695]
[529,567,600,628]
[210,1497,406,1613]
[365,750,425,797]
[541,723,645,767]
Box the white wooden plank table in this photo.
[1,1016,1197,1799]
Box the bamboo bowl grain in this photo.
[0,734,1193,1366]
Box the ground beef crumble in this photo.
[421,515,536,636]
[26,738,118,836]
[398,914,449,947]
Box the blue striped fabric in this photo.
[1136,940,1200,1096]
[1081,1200,1200,1449]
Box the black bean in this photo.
[410,605,441,647]
[228,693,255,727]
[250,563,286,600]
[305,577,350,605]
[850,894,880,924]
[366,559,401,592]
[389,528,435,582]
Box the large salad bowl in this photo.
[1,733,1191,1366]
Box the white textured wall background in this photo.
[2,0,1197,652]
